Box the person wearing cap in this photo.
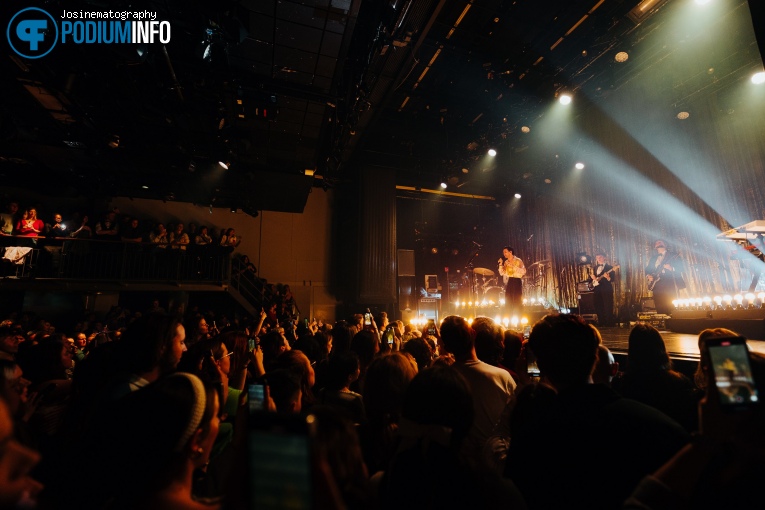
[645,239,686,315]
[590,250,616,326]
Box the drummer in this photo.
[498,246,526,317]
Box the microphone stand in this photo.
[463,245,483,316]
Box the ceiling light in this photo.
[559,94,572,105]
[487,149,497,157]
[676,111,690,120]
[614,52,629,63]
[461,168,469,174]
[544,179,552,184]
[514,193,521,198]
[440,182,447,189]
[752,72,765,85]
[430,247,439,254]
[218,160,230,169]
[575,162,585,170]
[142,185,149,189]
[521,126,530,133]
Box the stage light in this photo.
[488,148,497,157]
[703,296,712,308]
[676,111,690,120]
[713,295,723,308]
[467,318,474,326]
[511,317,519,328]
[494,315,502,324]
[499,298,505,305]
[694,0,712,4]
[559,93,572,105]
[723,294,733,307]
[523,298,528,305]
[521,317,529,326]
[734,294,744,308]
[530,298,536,304]
[745,293,755,307]
[502,318,509,327]
[575,162,585,170]
[430,247,439,254]
[440,182,447,189]
[462,301,466,307]
[695,298,703,308]
[514,193,522,199]
[672,300,679,308]
[576,252,592,265]
[521,126,530,133]
[752,72,765,85]
[614,51,629,63]
[218,160,230,169]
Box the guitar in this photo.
[647,253,678,291]
[589,265,619,290]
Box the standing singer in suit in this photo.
[645,239,685,315]
[499,246,526,316]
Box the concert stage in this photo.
[597,325,765,362]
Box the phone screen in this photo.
[385,328,395,346]
[426,319,436,336]
[364,313,372,326]
[249,413,312,510]
[248,384,265,413]
[525,343,540,377]
[248,338,256,352]
[706,336,759,410]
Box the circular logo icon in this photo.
[7,7,58,59]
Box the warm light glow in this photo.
[734,294,744,305]
[575,162,585,170]
[218,161,230,169]
[440,182,447,189]
[488,148,497,157]
[494,315,502,324]
[520,317,529,326]
[672,300,679,308]
[723,295,733,305]
[676,111,690,120]
[499,298,506,305]
[503,318,509,327]
[514,193,522,199]
[510,317,519,328]
[522,298,528,305]
[745,293,755,305]
[694,0,712,4]
[713,295,723,306]
[752,72,765,85]
[614,51,629,63]
[559,93,572,105]
[521,126,530,133]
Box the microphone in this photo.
[527,234,534,241]
[473,241,483,247]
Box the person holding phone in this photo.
[625,344,764,509]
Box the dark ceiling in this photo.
[1,0,763,214]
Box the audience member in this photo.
[439,315,516,469]
[317,351,364,424]
[505,314,689,510]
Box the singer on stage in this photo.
[498,246,526,316]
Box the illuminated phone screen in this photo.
[707,339,759,408]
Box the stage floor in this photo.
[598,325,765,361]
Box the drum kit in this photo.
[472,267,504,300]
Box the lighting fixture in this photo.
[752,72,765,85]
[440,182,447,189]
[559,93,572,105]
[487,149,497,157]
[521,126,530,133]
[575,162,585,170]
[218,160,230,169]
[614,51,629,63]
[676,111,690,120]
[514,193,521,199]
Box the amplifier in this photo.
[577,281,591,293]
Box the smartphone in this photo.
[304,318,309,328]
[426,319,436,336]
[248,337,256,352]
[247,383,266,413]
[248,411,314,510]
[525,343,540,377]
[705,335,759,411]
[385,327,395,346]
[364,311,372,326]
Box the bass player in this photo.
[590,250,616,326]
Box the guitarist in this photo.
[590,251,616,326]
[645,239,685,316]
